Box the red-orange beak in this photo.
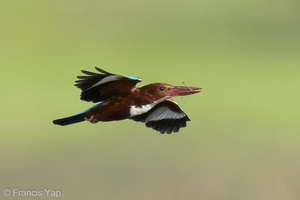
[169,86,202,97]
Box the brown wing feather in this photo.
[75,67,141,103]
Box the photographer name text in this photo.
[3,188,61,198]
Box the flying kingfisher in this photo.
[53,67,201,134]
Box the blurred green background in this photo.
[1,0,300,199]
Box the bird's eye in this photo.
[159,86,165,91]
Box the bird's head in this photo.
[142,83,201,101]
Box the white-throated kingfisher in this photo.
[53,67,201,134]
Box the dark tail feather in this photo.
[53,113,85,126]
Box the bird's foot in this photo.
[84,115,99,123]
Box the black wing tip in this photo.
[145,116,190,134]
[74,67,113,90]
[79,67,113,76]
[95,67,113,75]
[81,70,98,76]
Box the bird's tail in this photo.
[53,113,85,126]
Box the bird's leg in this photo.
[84,115,99,123]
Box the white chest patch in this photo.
[130,104,153,117]
[129,97,169,117]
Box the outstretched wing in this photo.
[131,99,190,134]
[75,67,141,102]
